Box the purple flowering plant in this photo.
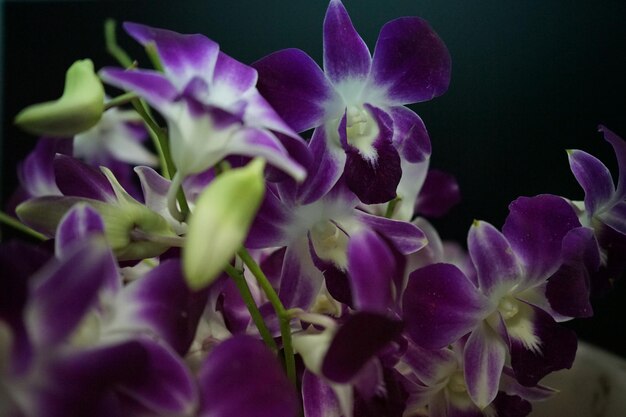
[1,1,625,416]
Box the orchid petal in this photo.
[198,335,299,417]
[212,51,258,100]
[254,48,337,132]
[402,343,457,387]
[18,138,68,198]
[53,154,115,202]
[468,221,522,298]
[323,0,371,85]
[302,370,342,417]
[599,125,626,198]
[123,22,219,86]
[371,17,451,105]
[55,203,105,259]
[279,237,325,310]
[464,322,507,409]
[601,201,626,235]
[388,106,431,162]
[567,149,614,216]
[394,158,429,221]
[414,169,462,218]
[403,263,488,349]
[354,210,427,255]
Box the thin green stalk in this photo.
[145,43,165,72]
[238,247,296,385]
[104,19,133,68]
[0,212,46,241]
[130,99,173,178]
[385,196,401,219]
[224,263,278,352]
[104,92,138,110]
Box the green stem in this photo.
[131,99,173,180]
[145,43,165,72]
[223,264,278,352]
[0,212,46,241]
[238,247,296,385]
[104,92,138,110]
[104,19,133,68]
[384,196,402,219]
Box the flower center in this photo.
[447,371,467,393]
[345,105,379,159]
[497,296,519,320]
[310,220,348,270]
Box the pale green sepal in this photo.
[183,158,266,290]
[17,196,177,261]
[14,59,104,136]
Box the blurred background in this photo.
[1,0,626,355]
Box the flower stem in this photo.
[104,92,138,110]
[223,263,279,352]
[237,247,296,386]
[385,196,402,218]
[0,212,46,241]
[104,19,133,68]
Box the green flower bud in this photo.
[183,158,266,290]
[14,59,104,136]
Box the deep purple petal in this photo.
[27,237,117,346]
[464,323,507,409]
[114,259,208,354]
[198,335,299,417]
[55,203,104,259]
[302,370,342,417]
[402,263,488,349]
[247,186,292,249]
[123,22,219,85]
[53,155,115,202]
[502,195,581,287]
[347,228,396,313]
[323,0,371,84]
[544,227,598,318]
[354,210,427,255]
[371,17,451,105]
[414,169,462,218]
[568,149,614,216]
[599,125,626,198]
[297,127,346,204]
[322,312,403,383]
[353,366,409,417]
[344,107,401,204]
[468,221,522,297]
[507,303,577,386]
[254,48,336,132]
[491,392,532,417]
[115,339,198,415]
[99,68,178,114]
[388,106,431,162]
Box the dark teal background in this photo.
[2,0,626,356]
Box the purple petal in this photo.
[115,339,198,415]
[279,238,325,310]
[468,221,522,297]
[247,186,292,249]
[53,155,115,202]
[343,106,401,204]
[402,342,457,387]
[17,137,69,198]
[297,127,346,204]
[545,227,598,318]
[388,106,431,162]
[115,259,207,354]
[354,210,427,255]
[567,149,614,215]
[229,127,306,182]
[322,312,403,383]
[371,17,451,105]
[323,0,371,84]
[254,48,336,132]
[302,370,342,417]
[402,263,488,349]
[347,228,396,313]
[123,22,219,85]
[492,393,532,417]
[502,195,581,286]
[55,203,105,259]
[464,323,507,409]
[213,51,257,97]
[507,302,577,386]
[599,125,626,198]
[415,169,462,218]
[198,335,299,417]
[99,68,178,114]
[27,237,117,346]
[602,201,626,235]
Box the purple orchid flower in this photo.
[254,0,450,204]
[99,23,309,220]
[0,205,202,417]
[402,195,598,409]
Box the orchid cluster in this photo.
[1,1,625,417]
